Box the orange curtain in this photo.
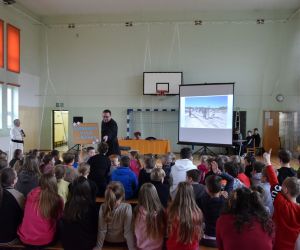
[0,20,4,68]
[7,23,20,73]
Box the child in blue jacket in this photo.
[111,155,138,199]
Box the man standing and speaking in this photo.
[9,119,25,160]
[101,109,120,156]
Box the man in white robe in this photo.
[9,119,25,160]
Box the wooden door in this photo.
[263,111,280,155]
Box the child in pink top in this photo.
[197,155,210,184]
[134,183,166,250]
[129,151,141,177]
[18,174,63,247]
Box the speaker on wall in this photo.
[73,116,83,123]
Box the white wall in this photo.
[0,6,42,152]
[38,12,300,151]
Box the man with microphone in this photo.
[9,119,25,160]
[101,110,120,156]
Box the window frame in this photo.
[6,83,20,129]
[7,23,20,73]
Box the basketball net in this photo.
[157,90,167,96]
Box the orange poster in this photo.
[73,123,100,144]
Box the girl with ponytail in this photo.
[216,187,274,250]
[94,181,136,250]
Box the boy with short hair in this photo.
[277,149,297,185]
[63,152,78,183]
[264,149,300,250]
[169,147,197,199]
[186,169,205,201]
[84,147,96,162]
[198,175,230,248]
[111,155,138,199]
[109,154,120,176]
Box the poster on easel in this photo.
[73,123,100,144]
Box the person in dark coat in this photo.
[252,128,261,147]
[138,155,155,190]
[150,168,169,208]
[87,142,110,197]
[101,109,120,156]
[60,177,98,250]
[0,168,24,246]
[186,169,205,201]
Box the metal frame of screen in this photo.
[178,83,235,147]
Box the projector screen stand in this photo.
[192,145,216,156]
[68,144,81,152]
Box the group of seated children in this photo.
[0,144,299,250]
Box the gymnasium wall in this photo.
[0,6,42,152]
[38,11,300,151]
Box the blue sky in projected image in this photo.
[185,95,228,108]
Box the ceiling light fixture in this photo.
[125,22,133,27]
[194,20,202,25]
[256,19,265,24]
[68,23,75,29]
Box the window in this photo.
[7,24,20,73]
[0,20,3,68]
[7,84,19,128]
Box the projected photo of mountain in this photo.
[184,95,228,129]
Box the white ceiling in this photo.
[17,0,300,17]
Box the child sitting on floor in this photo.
[264,149,300,250]
[129,150,142,177]
[134,183,166,250]
[138,155,155,189]
[199,175,228,248]
[197,155,210,184]
[55,164,69,204]
[94,182,135,250]
[167,182,203,250]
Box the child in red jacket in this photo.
[263,149,300,250]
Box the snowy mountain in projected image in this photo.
[184,95,228,129]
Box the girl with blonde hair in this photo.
[167,182,203,250]
[94,181,135,250]
[134,183,166,250]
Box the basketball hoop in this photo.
[156,90,167,96]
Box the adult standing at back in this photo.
[252,128,261,147]
[169,147,197,199]
[9,119,25,161]
[101,110,120,156]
